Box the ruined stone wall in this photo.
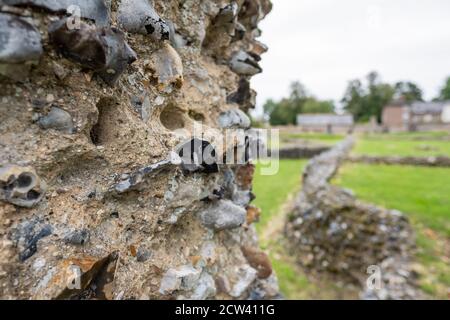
[277,146,330,160]
[285,138,422,299]
[0,0,278,300]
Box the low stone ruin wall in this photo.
[347,155,450,167]
[0,0,279,300]
[277,146,330,159]
[285,137,422,299]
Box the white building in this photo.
[296,114,354,133]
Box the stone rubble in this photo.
[285,137,424,299]
[0,0,277,300]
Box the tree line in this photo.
[263,72,450,125]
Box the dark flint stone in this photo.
[37,106,75,133]
[10,220,52,262]
[0,13,43,64]
[178,139,219,174]
[227,78,252,105]
[49,19,137,85]
[2,0,110,26]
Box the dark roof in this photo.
[385,101,450,115]
[410,102,448,115]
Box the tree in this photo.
[394,81,423,103]
[264,81,335,125]
[302,98,334,114]
[289,81,308,101]
[366,72,395,123]
[289,81,308,116]
[341,72,394,123]
[436,76,450,101]
[341,79,365,121]
[263,99,277,117]
[365,72,395,123]
[264,99,295,126]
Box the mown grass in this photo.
[365,131,450,140]
[334,163,450,236]
[268,132,344,149]
[279,132,344,147]
[414,230,450,297]
[353,137,450,157]
[334,163,450,298]
[253,160,306,232]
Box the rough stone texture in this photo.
[1,0,111,26]
[0,12,43,81]
[0,0,277,300]
[117,0,170,40]
[285,137,423,299]
[218,108,251,129]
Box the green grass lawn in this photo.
[364,131,450,140]
[253,159,306,232]
[334,163,450,298]
[279,132,344,147]
[353,137,450,157]
[334,164,450,235]
[253,159,307,298]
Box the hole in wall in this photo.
[188,110,205,122]
[160,105,185,131]
[17,173,33,189]
[26,190,40,200]
[90,98,119,146]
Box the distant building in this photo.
[296,114,354,133]
[382,101,450,130]
[382,101,410,128]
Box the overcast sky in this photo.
[251,0,450,116]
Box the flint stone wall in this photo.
[0,0,279,300]
[285,137,422,299]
